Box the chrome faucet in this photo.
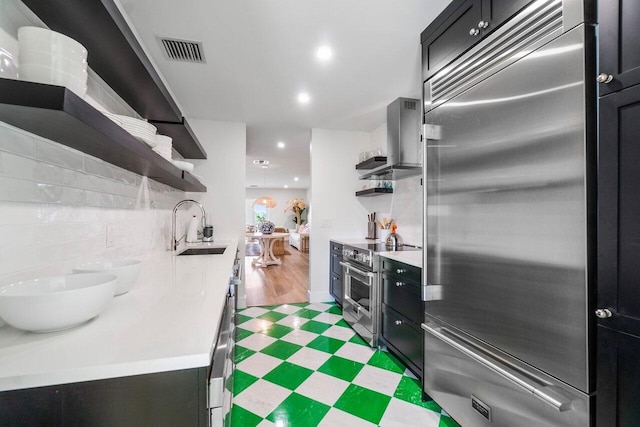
[172,199,207,251]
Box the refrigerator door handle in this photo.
[421,322,575,412]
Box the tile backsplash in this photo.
[0,121,187,287]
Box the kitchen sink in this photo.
[177,247,226,256]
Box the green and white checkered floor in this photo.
[232,302,460,426]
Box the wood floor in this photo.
[244,242,309,307]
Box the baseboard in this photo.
[307,289,333,304]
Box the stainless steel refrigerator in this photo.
[421,1,596,425]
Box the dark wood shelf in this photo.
[359,164,422,180]
[150,118,206,160]
[22,0,207,160]
[0,78,206,192]
[355,188,394,197]
[356,156,387,170]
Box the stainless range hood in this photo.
[360,97,422,180]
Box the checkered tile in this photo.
[232,302,460,426]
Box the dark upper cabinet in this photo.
[421,0,482,81]
[597,63,640,426]
[598,0,640,95]
[480,0,535,33]
[421,0,535,81]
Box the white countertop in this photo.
[380,250,423,268]
[0,239,238,392]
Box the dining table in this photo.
[245,232,289,267]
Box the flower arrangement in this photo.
[376,217,395,230]
[284,198,307,226]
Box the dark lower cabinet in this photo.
[380,257,423,379]
[0,368,208,427]
[382,307,422,378]
[596,326,640,426]
[329,241,343,305]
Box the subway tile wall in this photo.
[0,121,187,288]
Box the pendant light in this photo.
[253,164,276,208]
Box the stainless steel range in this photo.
[341,242,420,347]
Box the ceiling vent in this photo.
[157,37,205,63]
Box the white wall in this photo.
[187,119,247,307]
[308,124,423,303]
[245,188,308,229]
[309,128,372,303]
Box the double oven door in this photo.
[340,260,379,346]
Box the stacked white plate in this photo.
[17,27,88,98]
[153,135,173,160]
[103,112,157,148]
[172,160,194,172]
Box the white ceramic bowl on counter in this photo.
[73,260,142,296]
[0,273,117,333]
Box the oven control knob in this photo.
[360,254,370,263]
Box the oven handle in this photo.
[422,322,575,412]
[339,261,374,278]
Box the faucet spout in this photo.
[172,199,207,251]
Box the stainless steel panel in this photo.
[424,26,591,392]
[422,318,590,427]
[387,97,421,167]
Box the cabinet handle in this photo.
[395,320,402,325]
[469,28,480,36]
[395,281,405,287]
[396,268,406,274]
[596,73,613,84]
[595,308,613,319]
[478,20,489,29]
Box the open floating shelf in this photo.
[355,188,394,197]
[22,0,207,160]
[0,78,206,192]
[356,156,387,170]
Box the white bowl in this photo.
[0,273,117,333]
[73,260,142,296]
[18,63,87,97]
[19,63,87,81]
[18,27,87,60]
[19,52,87,72]
[172,160,194,172]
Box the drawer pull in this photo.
[395,282,405,287]
[396,268,407,274]
[395,320,402,325]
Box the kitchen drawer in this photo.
[381,258,421,285]
[330,251,342,276]
[381,307,423,378]
[330,241,343,253]
[382,272,422,325]
[330,272,343,306]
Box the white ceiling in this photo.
[117,0,451,189]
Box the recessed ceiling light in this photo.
[277,141,285,149]
[297,92,310,104]
[294,177,299,181]
[316,45,333,61]
[284,185,289,189]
